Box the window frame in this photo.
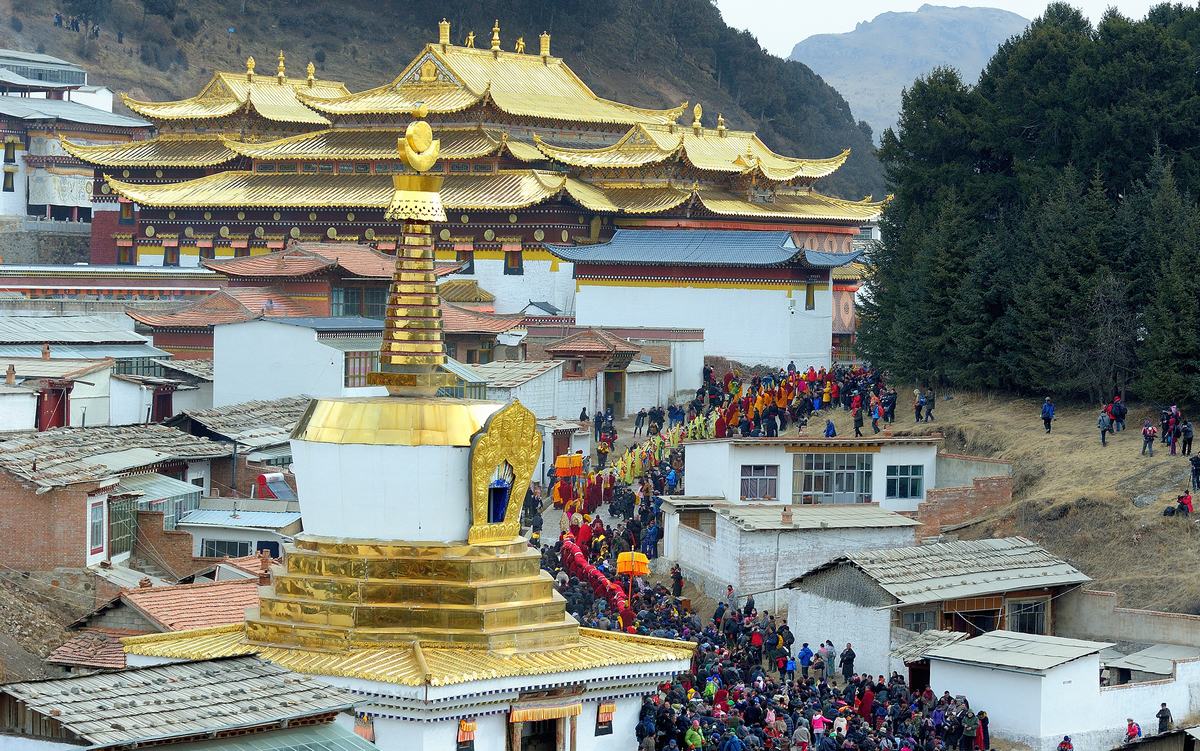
[792,452,873,504]
[119,202,134,224]
[201,539,253,558]
[1006,598,1048,635]
[344,350,377,387]
[503,249,524,275]
[3,142,15,164]
[885,464,925,500]
[901,609,936,633]
[739,464,779,501]
[88,501,105,555]
[1,171,13,193]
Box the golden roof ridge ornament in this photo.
[692,103,703,135]
[515,37,525,54]
[491,19,501,56]
[465,31,476,48]
[717,113,726,137]
[438,18,451,49]
[306,61,315,87]
[245,56,255,82]
[369,106,453,397]
[540,31,551,62]
[276,51,286,84]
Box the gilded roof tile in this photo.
[61,134,236,167]
[563,179,691,214]
[224,126,531,162]
[697,189,887,223]
[300,44,684,126]
[122,70,348,124]
[438,279,495,304]
[123,625,694,687]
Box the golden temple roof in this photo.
[61,134,236,168]
[104,170,567,211]
[121,67,349,124]
[299,43,686,126]
[223,126,541,162]
[535,124,851,182]
[103,169,884,222]
[122,624,694,687]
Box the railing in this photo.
[17,216,91,234]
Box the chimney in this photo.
[438,18,451,49]
[781,505,793,526]
[138,576,152,589]
[40,343,50,360]
[258,548,271,572]
[540,31,551,60]
[4,364,14,386]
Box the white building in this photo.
[550,229,861,369]
[784,537,1092,682]
[176,499,302,559]
[447,240,576,315]
[537,418,593,487]
[926,631,1200,751]
[476,359,594,419]
[682,436,942,512]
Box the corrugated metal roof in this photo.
[157,722,379,751]
[1103,643,1200,675]
[0,95,147,127]
[718,504,921,531]
[627,359,671,374]
[926,630,1112,674]
[0,315,147,344]
[789,536,1090,605]
[116,472,203,504]
[178,509,301,529]
[0,656,355,745]
[549,229,798,266]
[441,357,486,385]
[476,359,562,388]
[272,316,383,332]
[0,356,111,379]
[890,629,968,664]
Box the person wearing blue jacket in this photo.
[1042,397,1055,433]
[797,642,814,679]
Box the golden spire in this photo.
[276,50,286,84]
[306,61,315,87]
[465,31,476,48]
[539,31,551,59]
[438,17,451,48]
[491,19,501,54]
[514,36,525,53]
[368,110,453,397]
[245,56,255,82]
[717,113,726,137]
[692,102,703,134]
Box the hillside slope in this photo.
[790,4,1028,141]
[6,0,883,198]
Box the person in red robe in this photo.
[860,687,874,721]
[575,519,593,553]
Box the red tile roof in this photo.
[545,328,641,356]
[221,553,276,577]
[126,287,313,329]
[46,629,134,670]
[204,242,398,279]
[121,579,260,631]
[441,301,524,335]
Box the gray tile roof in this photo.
[926,630,1112,673]
[157,723,379,751]
[476,359,562,387]
[0,315,147,344]
[177,509,301,530]
[890,629,968,664]
[0,656,356,746]
[155,358,214,381]
[176,396,311,447]
[547,229,864,269]
[719,504,921,531]
[788,536,1090,605]
[0,424,230,488]
[270,316,383,333]
[0,95,147,127]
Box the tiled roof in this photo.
[475,359,562,388]
[891,629,968,665]
[122,579,261,632]
[155,358,215,380]
[204,243,396,280]
[0,315,147,344]
[127,287,310,329]
[0,424,230,489]
[0,356,112,380]
[789,536,1091,606]
[177,509,301,530]
[176,395,311,446]
[927,630,1112,673]
[0,95,148,128]
[123,625,696,688]
[548,229,862,268]
[441,301,524,335]
[46,629,130,670]
[0,656,356,746]
[545,328,640,356]
[438,278,495,304]
[221,553,276,577]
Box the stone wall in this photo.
[0,224,90,264]
[1057,588,1200,647]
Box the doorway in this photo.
[603,370,625,417]
[519,719,559,751]
[907,659,930,691]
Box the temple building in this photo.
[65,20,880,366]
[121,113,693,751]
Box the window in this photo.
[354,163,370,173]
[1007,600,1047,635]
[331,287,362,317]
[792,453,873,504]
[479,339,494,365]
[89,502,105,554]
[108,498,135,557]
[337,163,353,174]
[198,245,215,260]
[886,465,924,499]
[163,246,180,266]
[679,509,716,536]
[201,539,252,558]
[740,464,779,500]
[363,287,387,319]
[119,202,134,224]
[456,247,474,274]
[901,610,936,633]
[2,171,13,192]
[805,282,816,311]
[3,142,14,163]
[117,246,133,265]
[504,250,523,275]
[344,350,378,387]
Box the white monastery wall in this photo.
[785,591,891,676]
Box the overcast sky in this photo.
[714,1,1162,57]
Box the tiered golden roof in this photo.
[124,623,694,687]
[59,134,236,167]
[121,59,349,124]
[221,126,541,162]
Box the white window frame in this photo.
[201,539,253,558]
[88,501,105,555]
[1006,598,1049,635]
[739,464,779,500]
[885,464,925,500]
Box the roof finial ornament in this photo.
[491,19,501,55]
[245,56,255,82]
[465,31,476,48]
[438,18,451,49]
[540,31,551,61]
[306,61,315,87]
[692,102,703,135]
[276,51,286,84]
[515,37,525,54]
[717,113,726,137]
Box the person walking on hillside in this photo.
[1042,397,1055,433]
[1183,420,1194,456]
[1098,409,1113,446]
[1158,703,1174,733]
[924,388,936,422]
[1191,454,1200,490]
[1112,396,1128,432]
[1143,420,1158,456]
[913,389,925,423]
